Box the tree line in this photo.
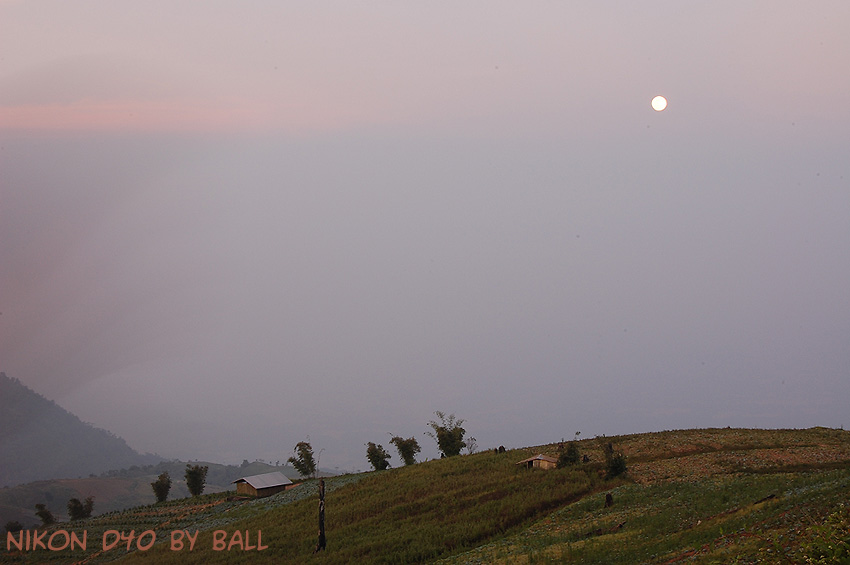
[12,463,209,530]
[149,464,208,502]
[290,411,474,476]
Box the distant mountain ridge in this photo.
[0,372,160,487]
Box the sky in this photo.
[2,1,849,473]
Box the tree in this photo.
[34,504,54,526]
[288,441,317,478]
[4,521,23,534]
[365,442,392,471]
[603,442,627,479]
[389,435,421,466]
[151,471,172,502]
[185,464,209,496]
[67,496,94,520]
[425,411,468,457]
[557,442,581,468]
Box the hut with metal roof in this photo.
[515,454,558,470]
[232,471,293,497]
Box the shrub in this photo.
[426,411,468,457]
[603,442,627,479]
[288,441,317,478]
[67,496,94,520]
[557,442,581,468]
[390,436,422,466]
[34,503,54,526]
[151,471,172,502]
[366,442,392,471]
[185,464,209,496]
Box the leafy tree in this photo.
[34,503,54,526]
[557,442,581,468]
[365,442,392,471]
[425,411,468,457]
[151,471,172,502]
[185,464,209,496]
[606,453,627,478]
[389,435,421,466]
[603,442,627,479]
[288,441,317,478]
[67,496,94,520]
[4,521,23,534]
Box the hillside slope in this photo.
[0,372,159,487]
[445,427,850,564]
[0,460,302,528]
[4,427,849,564]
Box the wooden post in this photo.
[315,478,326,553]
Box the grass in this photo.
[116,448,615,565]
[3,427,848,564]
[444,469,850,564]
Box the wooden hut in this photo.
[232,471,293,497]
[516,454,558,470]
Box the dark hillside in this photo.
[0,372,159,487]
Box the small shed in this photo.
[232,471,293,498]
[516,454,558,470]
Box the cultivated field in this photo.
[4,427,848,564]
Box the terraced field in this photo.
[443,428,850,564]
[4,428,848,564]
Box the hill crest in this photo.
[0,372,160,487]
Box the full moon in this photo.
[651,95,668,111]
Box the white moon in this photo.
[651,95,668,111]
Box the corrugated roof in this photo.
[515,454,558,464]
[232,471,293,489]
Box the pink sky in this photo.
[3,1,850,471]
[2,2,847,134]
